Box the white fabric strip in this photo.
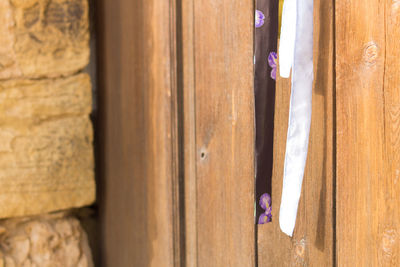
[278,0,297,78]
[279,0,314,236]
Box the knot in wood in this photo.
[393,0,400,12]
[295,238,306,258]
[363,42,378,65]
[381,229,397,256]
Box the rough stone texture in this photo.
[0,212,94,267]
[0,0,89,79]
[0,73,95,218]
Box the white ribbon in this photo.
[278,0,314,236]
[279,0,296,78]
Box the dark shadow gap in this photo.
[174,0,186,265]
[332,0,337,264]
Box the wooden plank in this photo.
[181,0,197,266]
[336,0,400,265]
[335,0,384,265]
[191,0,255,266]
[381,1,400,264]
[97,0,179,266]
[258,0,335,265]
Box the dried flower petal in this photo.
[268,52,278,80]
[268,52,277,68]
[259,193,271,210]
[255,10,265,28]
[258,212,272,224]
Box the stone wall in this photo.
[0,0,95,265]
[0,212,94,267]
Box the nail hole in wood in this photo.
[200,148,207,160]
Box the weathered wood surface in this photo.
[258,0,335,266]
[0,0,89,79]
[181,0,255,266]
[97,0,178,266]
[0,212,93,267]
[0,73,95,218]
[336,0,400,265]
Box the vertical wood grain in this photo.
[258,0,335,266]
[97,0,179,266]
[337,0,400,265]
[183,0,256,266]
[336,0,384,265]
[181,0,197,266]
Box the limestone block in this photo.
[0,73,95,218]
[0,0,89,79]
[0,212,94,267]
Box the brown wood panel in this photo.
[381,1,400,264]
[336,0,400,265]
[183,0,256,266]
[97,0,179,266]
[258,0,335,266]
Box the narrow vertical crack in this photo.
[170,0,186,265]
[332,0,337,266]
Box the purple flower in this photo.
[259,193,271,210]
[258,193,272,224]
[268,52,278,80]
[255,10,265,28]
[258,213,270,224]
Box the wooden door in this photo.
[97,0,400,266]
[97,0,255,266]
